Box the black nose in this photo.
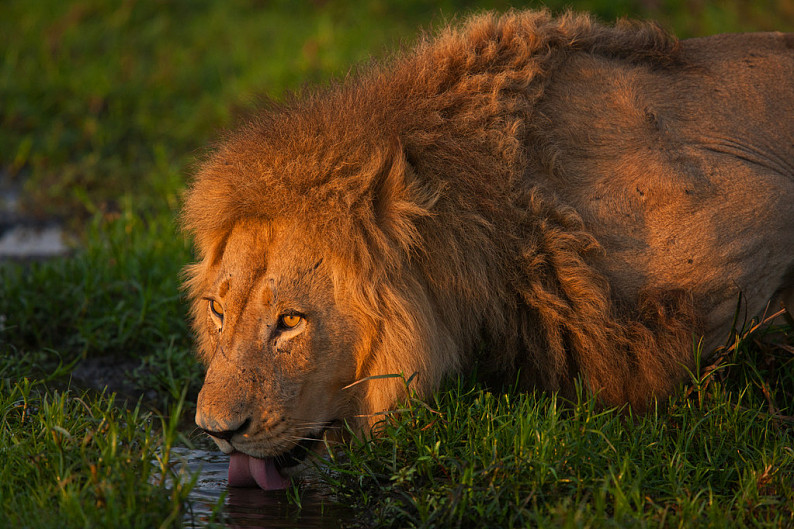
[200,417,251,441]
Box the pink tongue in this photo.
[228,452,291,490]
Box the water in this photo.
[167,446,354,528]
[0,224,68,258]
[0,184,68,259]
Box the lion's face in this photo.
[193,217,359,471]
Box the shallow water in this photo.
[0,224,68,258]
[167,447,354,528]
[0,185,68,259]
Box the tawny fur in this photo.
[184,10,794,447]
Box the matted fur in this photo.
[184,10,794,450]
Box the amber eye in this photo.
[279,314,303,329]
[209,300,224,319]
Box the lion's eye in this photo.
[279,314,303,329]
[209,300,224,319]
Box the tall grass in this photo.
[324,319,793,528]
[0,378,195,529]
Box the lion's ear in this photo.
[370,140,437,254]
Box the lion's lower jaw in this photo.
[224,423,335,490]
[210,436,234,454]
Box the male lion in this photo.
[183,10,794,489]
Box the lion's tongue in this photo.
[228,452,291,490]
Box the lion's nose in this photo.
[198,417,251,441]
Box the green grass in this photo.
[0,377,194,529]
[325,320,794,528]
[0,206,201,407]
[2,1,794,527]
[3,0,793,221]
[1,208,190,356]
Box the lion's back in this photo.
[531,31,794,350]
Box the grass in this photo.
[1,0,793,527]
[324,320,793,528]
[0,209,202,527]
[0,377,195,529]
[0,206,201,407]
[3,0,793,221]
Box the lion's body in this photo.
[184,11,794,470]
[538,32,794,352]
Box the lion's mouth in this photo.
[273,434,320,471]
[228,452,290,490]
[227,426,330,491]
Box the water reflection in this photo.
[169,447,353,529]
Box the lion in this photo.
[183,10,794,490]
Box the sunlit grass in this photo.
[324,319,793,528]
[1,206,189,349]
[0,379,195,529]
[0,206,202,407]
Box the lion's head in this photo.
[182,107,464,487]
[186,216,360,488]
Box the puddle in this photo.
[165,445,354,528]
[0,224,69,258]
[0,183,69,259]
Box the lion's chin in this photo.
[227,452,292,491]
